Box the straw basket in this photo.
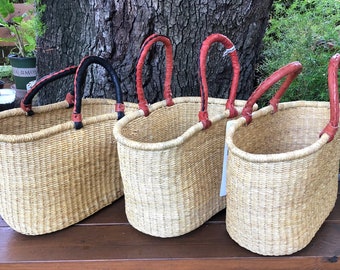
[225,54,340,256]
[113,33,256,237]
[0,56,138,235]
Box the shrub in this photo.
[0,0,46,57]
[258,0,340,105]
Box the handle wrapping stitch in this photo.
[73,55,125,129]
[241,61,303,124]
[320,53,340,142]
[20,66,78,115]
[198,33,241,128]
[136,34,174,116]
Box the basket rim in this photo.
[226,100,333,163]
[113,97,248,151]
[0,98,136,143]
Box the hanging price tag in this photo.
[220,120,236,196]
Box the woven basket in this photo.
[113,33,257,237]
[0,56,138,235]
[225,54,340,256]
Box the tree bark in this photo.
[36,0,273,105]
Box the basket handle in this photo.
[136,34,174,116]
[319,53,340,142]
[72,55,125,130]
[20,66,78,116]
[199,33,240,129]
[241,61,303,124]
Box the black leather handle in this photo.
[72,55,125,129]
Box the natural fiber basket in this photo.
[0,56,138,235]
[113,33,257,237]
[225,54,340,256]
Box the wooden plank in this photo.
[0,181,338,269]
[0,218,339,261]
[0,222,339,269]
[0,257,339,270]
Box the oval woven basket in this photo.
[113,33,257,237]
[0,56,138,235]
[225,54,340,256]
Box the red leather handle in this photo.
[136,34,174,116]
[241,61,303,124]
[198,33,240,129]
[320,53,340,142]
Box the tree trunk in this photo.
[36,0,273,105]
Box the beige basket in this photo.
[113,33,257,237]
[0,56,138,235]
[225,55,340,256]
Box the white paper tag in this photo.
[220,120,236,196]
[220,144,229,197]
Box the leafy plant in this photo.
[258,0,340,105]
[0,0,45,58]
[0,65,12,79]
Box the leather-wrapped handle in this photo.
[319,53,340,142]
[20,66,77,115]
[136,34,174,116]
[72,55,125,129]
[198,33,241,129]
[241,61,303,124]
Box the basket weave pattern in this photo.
[226,102,339,256]
[117,98,246,237]
[0,56,138,235]
[0,99,137,235]
[114,33,253,237]
[225,56,340,255]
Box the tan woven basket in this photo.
[113,33,257,237]
[225,55,340,256]
[0,56,138,235]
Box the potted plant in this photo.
[0,0,45,91]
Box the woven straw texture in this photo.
[226,102,339,256]
[0,99,137,235]
[225,55,339,256]
[113,33,257,237]
[115,97,248,237]
[0,55,139,235]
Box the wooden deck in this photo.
[0,180,339,270]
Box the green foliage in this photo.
[0,0,46,57]
[0,65,12,79]
[258,0,340,105]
